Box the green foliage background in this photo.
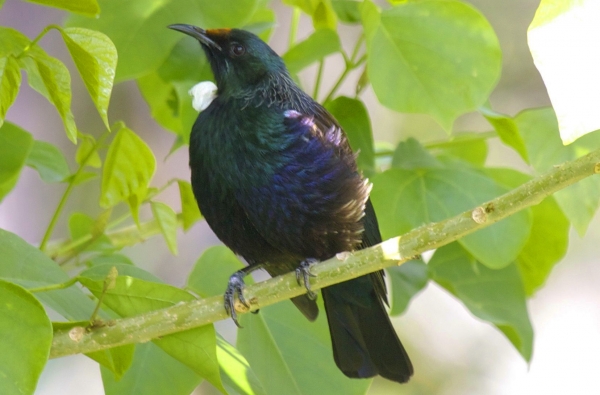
[0,0,599,394]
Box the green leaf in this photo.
[528,0,600,144]
[26,140,71,183]
[284,0,338,30]
[187,246,245,298]
[370,165,532,269]
[101,343,202,395]
[388,259,428,316]
[188,246,368,395]
[325,96,375,175]
[24,0,99,16]
[59,27,117,129]
[20,45,77,142]
[515,107,600,235]
[282,29,341,74]
[0,280,52,395]
[75,134,102,168]
[68,212,115,253]
[178,180,202,231]
[392,137,441,169]
[0,122,33,202]
[0,229,97,320]
[150,201,178,255]
[485,167,570,296]
[331,0,361,24]
[363,0,501,129]
[0,27,30,57]
[237,301,370,395]
[480,106,528,162]
[100,125,156,224]
[79,266,226,393]
[429,243,533,361]
[217,336,266,395]
[86,344,135,381]
[0,55,20,127]
[429,132,488,166]
[67,0,264,81]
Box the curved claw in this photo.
[296,258,319,300]
[224,272,250,327]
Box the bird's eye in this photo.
[230,43,246,56]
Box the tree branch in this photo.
[50,148,600,359]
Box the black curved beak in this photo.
[168,24,222,51]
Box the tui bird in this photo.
[169,24,413,384]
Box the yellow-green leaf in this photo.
[0,122,33,202]
[177,180,202,231]
[20,45,77,142]
[25,140,70,183]
[100,126,156,224]
[24,0,100,17]
[76,134,102,168]
[0,280,53,394]
[59,27,117,129]
[150,201,178,255]
[0,56,20,127]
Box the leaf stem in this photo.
[322,36,366,104]
[313,59,325,101]
[39,133,108,252]
[28,277,78,293]
[49,147,600,358]
[289,7,301,48]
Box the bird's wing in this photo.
[234,107,371,262]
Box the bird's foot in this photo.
[224,271,251,327]
[295,258,319,300]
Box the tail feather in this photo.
[321,274,413,383]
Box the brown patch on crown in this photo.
[206,28,232,38]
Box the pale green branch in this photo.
[49,148,600,359]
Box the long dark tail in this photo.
[321,274,413,383]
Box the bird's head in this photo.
[168,24,288,95]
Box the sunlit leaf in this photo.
[178,180,202,231]
[331,0,361,24]
[150,201,178,255]
[429,243,533,361]
[284,0,338,30]
[528,0,600,144]
[0,55,20,127]
[515,107,600,235]
[20,45,77,142]
[75,134,102,168]
[59,27,117,129]
[24,0,99,16]
[363,0,501,129]
[0,122,33,202]
[0,280,52,395]
[100,125,156,224]
[26,140,70,183]
[480,106,528,162]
